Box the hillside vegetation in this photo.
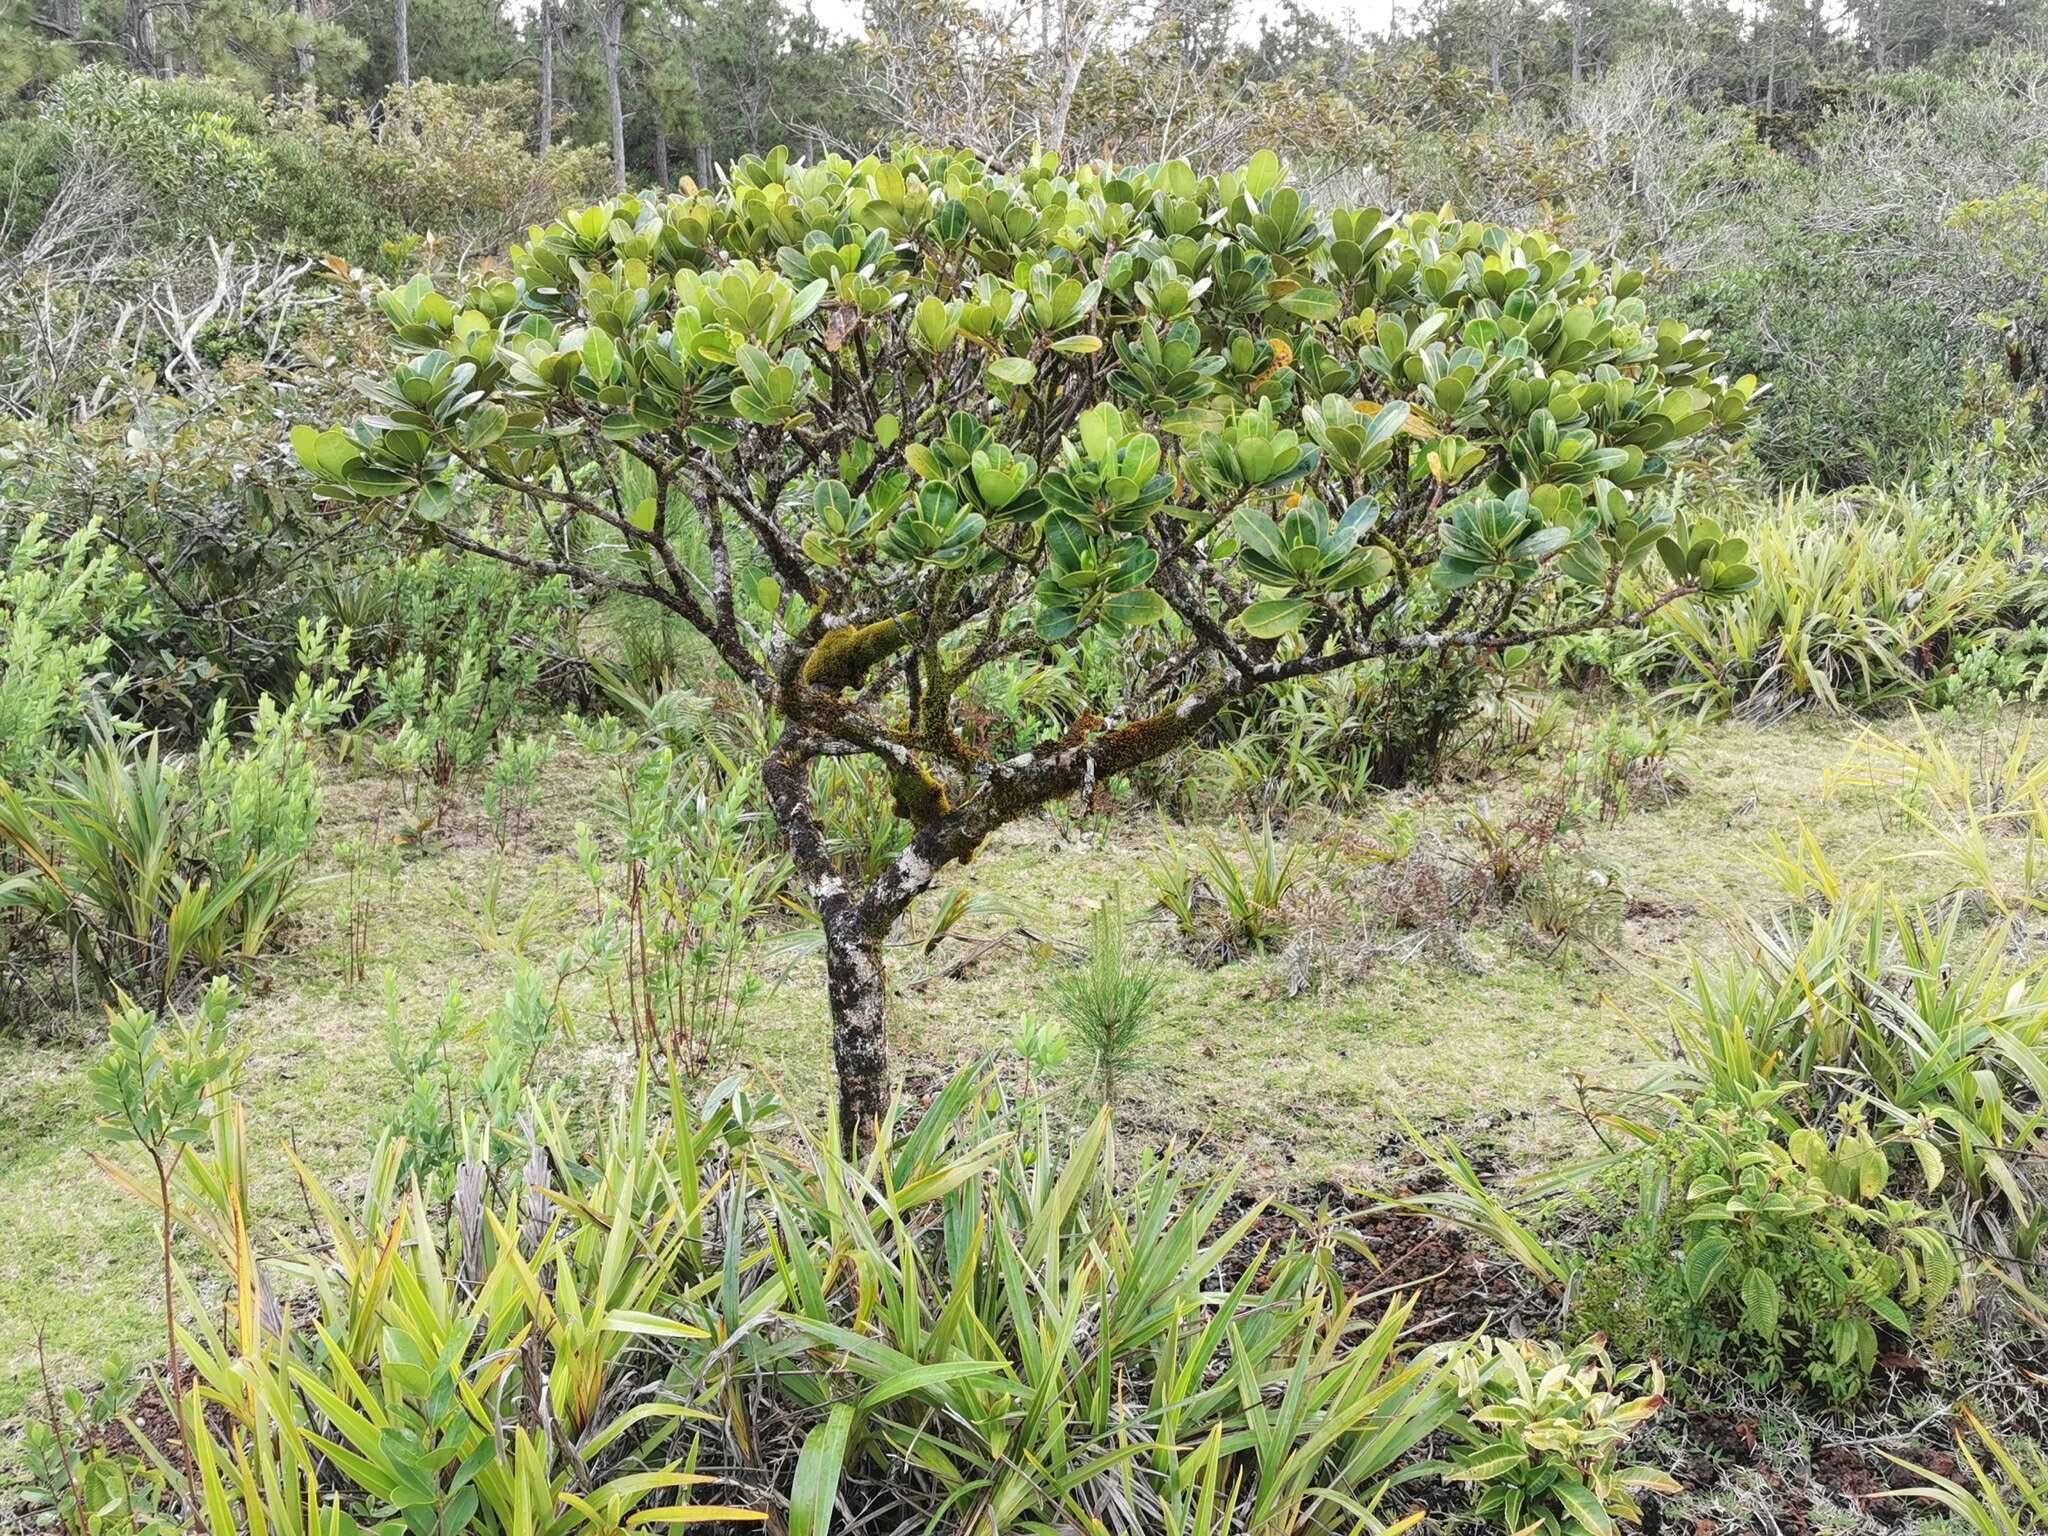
[5,6,2048,1534]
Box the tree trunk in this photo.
[394,0,410,86]
[1045,0,1098,158]
[821,915,891,1147]
[294,0,315,81]
[760,737,894,1151]
[652,113,669,188]
[601,0,627,192]
[127,0,157,73]
[538,0,556,153]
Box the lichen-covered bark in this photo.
[761,732,895,1149]
[820,917,890,1144]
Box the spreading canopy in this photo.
[296,144,1762,1127]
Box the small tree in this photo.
[296,145,1761,1141]
[85,979,239,1527]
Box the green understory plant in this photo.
[1051,891,1160,1107]
[1007,1011,1069,1091]
[1879,1403,2048,1533]
[482,727,557,849]
[1636,481,2023,718]
[0,514,150,784]
[333,820,401,986]
[1433,1334,1678,1536]
[1196,817,1306,953]
[1660,876,2048,1284]
[578,737,788,1070]
[0,699,327,1010]
[77,1055,1465,1535]
[1560,705,1685,823]
[377,962,569,1197]
[364,647,498,837]
[718,1081,1459,1535]
[85,979,240,1528]
[16,1352,174,1536]
[1580,1096,1956,1405]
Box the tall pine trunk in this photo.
[394,0,410,85]
[127,0,157,73]
[537,0,555,153]
[600,0,626,192]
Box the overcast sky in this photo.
[806,0,1399,44]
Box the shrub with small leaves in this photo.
[86,980,241,1524]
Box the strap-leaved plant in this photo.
[296,145,1762,1141]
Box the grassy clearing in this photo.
[0,703,2027,1423]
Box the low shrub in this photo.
[1199,643,1559,811]
[1150,817,1307,960]
[0,686,333,1012]
[1579,1097,1955,1405]
[1665,878,2048,1269]
[1432,1334,1677,1536]
[0,515,151,783]
[1634,477,2040,717]
[575,726,787,1067]
[268,81,608,268]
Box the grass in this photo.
[0,703,2034,1425]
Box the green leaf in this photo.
[1448,1442,1528,1483]
[1739,1267,1781,1340]
[1551,1475,1616,1536]
[788,1404,854,1536]
[1683,1235,1731,1301]
[854,1361,998,1412]
[1277,286,1339,322]
[1245,149,1282,200]
[987,356,1037,388]
[289,423,324,474]
[600,1309,708,1340]
[1238,598,1312,638]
